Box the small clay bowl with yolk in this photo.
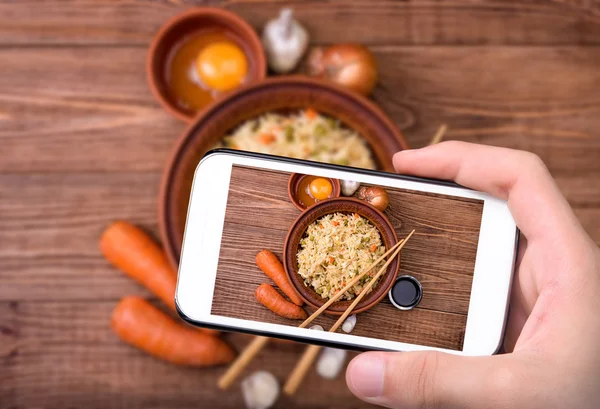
[147,8,267,122]
[288,173,341,211]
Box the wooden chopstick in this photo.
[218,336,269,389]
[283,230,415,395]
[217,237,406,389]
[429,124,448,146]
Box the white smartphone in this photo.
[176,149,518,356]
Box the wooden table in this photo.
[1,1,599,408]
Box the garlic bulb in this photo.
[241,371,279,409]
[316,348,347,379]
[262,8,309,73]
[341,180,360,196]
[342,314,357,333]
[310,324,324,331]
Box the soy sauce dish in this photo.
[147,8,267,121]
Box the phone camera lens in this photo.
[389,275,422,310]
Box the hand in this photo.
[346,142,600,409]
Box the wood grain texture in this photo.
[2,45,600,185]
[0,172,161,301]
[0,300,370,409]
[2,0,600,407]
[212,166,483,350]
[2,0,600,46]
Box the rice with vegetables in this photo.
[220,110,376,169]
[297,213,386,300]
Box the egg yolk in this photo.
[309,178,333,200]
[195,41,248,92]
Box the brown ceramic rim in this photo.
[282,197,400,316]
[287,173,342,211]
[146,7,267,122]
[159,76,410,269]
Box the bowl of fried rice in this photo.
[159,76,408,268]
[283,197,400,315]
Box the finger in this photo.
[393,142,584,241]
[346,351,512,409]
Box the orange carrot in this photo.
[258,133,276,145]
[370,244,378,252]
[100,221,218,335]
[256,250,304,306]
[100,221,177,309]
[305,108,318,120]
[111,296,235,367]
[255,284,307,320]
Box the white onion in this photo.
[241,371,279,409]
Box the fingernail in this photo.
[347,354,385,398]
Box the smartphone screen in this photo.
[177,152,517,355]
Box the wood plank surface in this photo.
[2,45,600,179]
[0,300,370,408]
[212,165,482,350]
[2,0,600,407]
[2,1,600,46]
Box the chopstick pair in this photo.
[217,231,414,390]
[283,230,414,395]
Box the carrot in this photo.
[258,133,276,145]
[370,244,378,253]
[255,284,307,320]
[256,250,304,306]
[100,221,177,309]
[305,108,318,120]
[111,296,235,367]
[100,221,218,336]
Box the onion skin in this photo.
[357,186,389,212]
[307,44,378,96]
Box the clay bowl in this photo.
[147,7,267,122]
[159,76,409,268]
[283,198,400,316]
[287,173,341,211]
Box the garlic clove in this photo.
[261,8,309,74]
[241,371,280,409]
[316,347,347,379]
[341,180,360,196]
[342,314,357,333]
[310,324,324,331]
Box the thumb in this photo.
[346,351,512,409]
